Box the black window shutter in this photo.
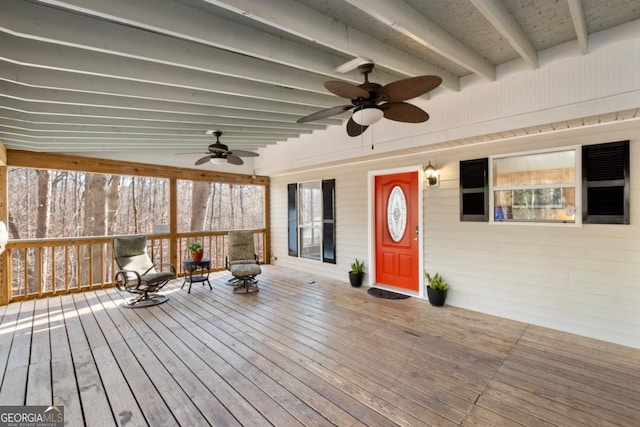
[287,183,298,256]
[322,179,336,264]
[460,158,489,221]
[582,140,629,224]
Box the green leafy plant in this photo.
[350,258,364,274]
[188,241,203,252]
[424,271,449,291]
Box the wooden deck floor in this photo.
[1,265,639,426]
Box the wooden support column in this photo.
[169,178,178,269]
[0,142,8,305]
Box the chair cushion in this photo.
[228,231,257,262]
[229,259,257,266]
[141,271,176,286]
[114,235,147,257]
[118,253,155,280]
[230,263,261,277]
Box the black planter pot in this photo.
[427,286,447,306]
[349,271,364,287]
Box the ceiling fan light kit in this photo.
[297,63,442,137]
[352,107,384,126]
[209,157,226,165]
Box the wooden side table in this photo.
[181,258,212,293]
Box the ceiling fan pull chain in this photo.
[371,127,375,150]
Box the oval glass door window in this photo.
[387,186,407,242]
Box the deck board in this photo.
[1,265,639,426]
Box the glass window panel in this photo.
[299,225,322,260]
[298,181,323,260]
[298,182,322,224]
[494,150,575,187]
[494,188,576,222]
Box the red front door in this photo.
[374,171,420,292]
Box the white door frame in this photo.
[367,165,425,298]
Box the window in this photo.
[287,183,298,256]
[492,149,577,223]
[287,179,336,263]
[298,181,322,260]
[460,141,630,225]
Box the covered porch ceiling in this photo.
[0,0,639,170]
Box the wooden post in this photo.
[263,179,271,264]
[169,178,178,270]
[0,141,8,305]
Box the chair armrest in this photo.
[155,262,177,274]
[114,269,142,291]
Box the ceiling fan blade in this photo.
[228,149,259,157]
[346,117,368,137]
[324,81,369,99]
[381,102,430,123]
[297,104,354,123]
[226,155,244,165]
[377,75,442,102]
[195,155,213,165]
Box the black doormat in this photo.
[367,287,411,300]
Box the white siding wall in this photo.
[263,23,640,348]
[426,126,640,349]
[271,124,640,349]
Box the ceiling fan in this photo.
[194,131,259,166]
[297,63,442,137]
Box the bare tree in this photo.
[107,175,121,235]
[190,181,210,231]
[83,174,107,285]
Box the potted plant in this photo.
[349,258,364,287]
[188,241,204,261]
[424,270,448,306]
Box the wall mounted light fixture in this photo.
[424,162,439,187]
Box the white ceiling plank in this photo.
[567,0,589,55]
[202,0,460,90]
[0,98,327,130]
[470,0,538,69]
[0,107,324,132]
[0,33,339,108]
[344,0,495,80]
[0,0,334,94]
[0,129,279,145]
[0,123,299,141]
[0,116,307,138]
[0,62,331,117]
[0,81,342,126]
[0,136,271,151]
[34,0,390,84]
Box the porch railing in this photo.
[5,229,266,302]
